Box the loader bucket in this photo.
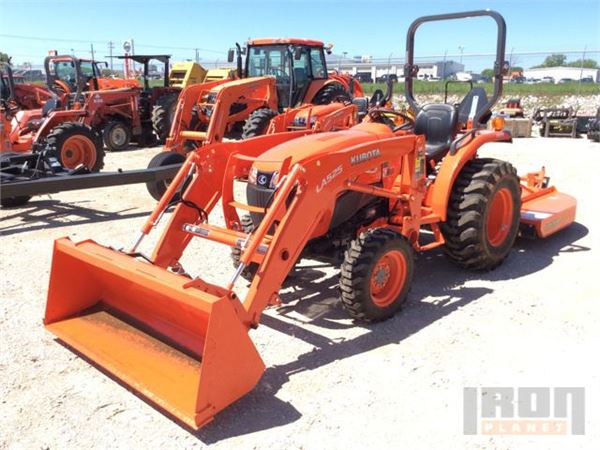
[44,238,265,430]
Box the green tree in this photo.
[566,59,598,68]
[0,52,9,63]
[481,68,494,78]
[510,66,524,73]
[535,53,567,68]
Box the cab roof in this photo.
[248,38,324,47]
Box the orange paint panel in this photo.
[520,190,577,238]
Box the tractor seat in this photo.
[294,68,308,87]
[414,103,458,163]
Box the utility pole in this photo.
[108,41,114,71]
[90,43,95,61]
[442,49,447,80]
[458,45,465,64]
[195,48,200,64]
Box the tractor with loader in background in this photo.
[42,10,576,431]
[165,37,364,142]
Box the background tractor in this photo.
[171,37,364,141]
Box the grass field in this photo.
[361,80,600,96]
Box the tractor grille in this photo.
[246,179,274,225]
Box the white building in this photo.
[328,58,465,82]
[523,66,599,82]
[416,61,465,80]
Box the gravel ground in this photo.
[1,136,599,450]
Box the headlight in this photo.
[292,115,317,127]
[269,171,279,189]
[248,166,257,184]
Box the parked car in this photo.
[18,69,44,82]
[541,76,555,84]
[580,76,595,83]
[375,74,398,83]
[511,76,526,84]
[354,72,373,83]
[558,78,575,84]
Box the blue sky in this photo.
[1,0,598,70]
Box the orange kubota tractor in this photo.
[42,11,576,430]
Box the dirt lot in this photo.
[1,136,599,450]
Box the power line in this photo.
[0,33,228,54]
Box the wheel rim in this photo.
[486,187,514,247]
[370,250,407,307]
[110,125,128,147]
[60,135,97,169]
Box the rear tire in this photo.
[241,108,278,139]
[46,123,104,172]
[152,93,179,143]
[441,158,521,270]
[312,82,351,105]
[340,228,414,322]
[145,151,186,201]
[103,120,132,151]
[230,214,260,281]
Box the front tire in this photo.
[312,82,351,105]
[1,196,31,208]
[103,120,132,151]
[152,93,179,143]
[340,228,414,322]
[230,214,260,281]
[441,158,521,270]
[241,108,278,139]
[145,151,186,201]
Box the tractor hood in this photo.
[252,123,394,173]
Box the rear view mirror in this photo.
[227,49,235,63]
[294,47,303,61]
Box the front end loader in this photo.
[43,10,576,431]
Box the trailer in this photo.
[0,148,181,207]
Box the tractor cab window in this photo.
[0,69,10,101]
[79,61,96,88]
[248,45,292,108]
[309,47,327,79]
[247,45,291,82]
[51,61,78,91]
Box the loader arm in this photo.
[166,77,278,148]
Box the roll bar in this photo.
[403,10,508,127]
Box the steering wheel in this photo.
[52,79,72,96]
[268,67,285,77]
[1,98,20,118]
[368,108,415,131]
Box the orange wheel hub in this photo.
[486,187,514,247]
[60,135,97,169]
[370,250,407,307]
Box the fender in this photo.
[426,130,511,220]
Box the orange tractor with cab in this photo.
[165,37,364,141]
[43,10,576,430]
